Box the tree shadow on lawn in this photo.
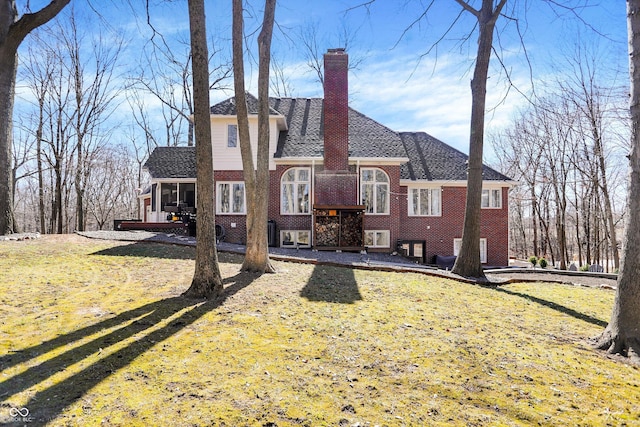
[492,286,608,328]
[0,272,256,425]
[91,241,196,260]
[300,264,362,304]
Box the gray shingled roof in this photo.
[144,96,512,183]
[399,132,511,181]
[210,92,281,116]
[270,97,406,159]
[144,146,196,179]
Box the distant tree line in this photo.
[12,10,141,233]
[492,48,629,271]
[11,6,232,234]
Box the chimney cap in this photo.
[327,48,346,54]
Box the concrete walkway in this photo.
[72,231,616,289]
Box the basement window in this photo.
[280,230,311,248]
[453,238,487,264]
[365,230,390,248]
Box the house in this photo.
[141,48,515,266]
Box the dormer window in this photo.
[227,124,238,148]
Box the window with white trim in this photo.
[365,230,390,248]
[453,238,487,263]
[409,187,441,216]
[160,183,177,211]
[227,124,238,148]
[360,168,389,214]
[217,182,245,214]
[481,188,502,209]
[280,230,311,248]
[281,167,310,214]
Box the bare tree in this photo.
[298,19,365,87]
[43,44,74,234]
[232,0,276,273]
[85,145,137,229]
[22,36,56,233]
[492,109,545,258]
[590,0,640,364]
[60,12,123,231]
[182,0,224,299]
[130,40,194,147]
[128,30,231,147]
[558,46,624,270]
[451,0,507,279]
[9,124,35,232]
[16,10,121,234]
[269,55,293,97]
[0,0,70,235]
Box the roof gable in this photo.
[144,146,196,179]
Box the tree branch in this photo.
[8,0,70,50]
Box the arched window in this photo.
[360,168,389,214]
[281,167,310,214]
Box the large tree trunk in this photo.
[244,0,276,273]
[0,48,16,235]
[232,0,276,273]
[591,0,640,363]
[451,0,506,279]
[182,0,223,299]
[0,0,70,235]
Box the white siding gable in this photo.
[211,115,281,171]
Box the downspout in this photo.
[356,160,360,203]
[311,159,316,246]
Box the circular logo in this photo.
[9,407,29,417]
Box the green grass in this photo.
[1,235,638,426]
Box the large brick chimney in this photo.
[313,49,364,250]
[323,48,349,171]
[314,48,358,206]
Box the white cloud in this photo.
[346,51,529,154]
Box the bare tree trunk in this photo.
[245,0,276,273]
[531,188,539,257]
[0,47,16,235]
[232,0,276,273]
[574,174,583,266]
[451,0,506,279]
[591,0,640,363]
[37,128,45,233]
[182,0,223,299]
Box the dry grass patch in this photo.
[0,235,638,426]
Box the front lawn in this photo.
[0,235,638,426]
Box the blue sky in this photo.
[17,1,629,159]
[262,0,628,157]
